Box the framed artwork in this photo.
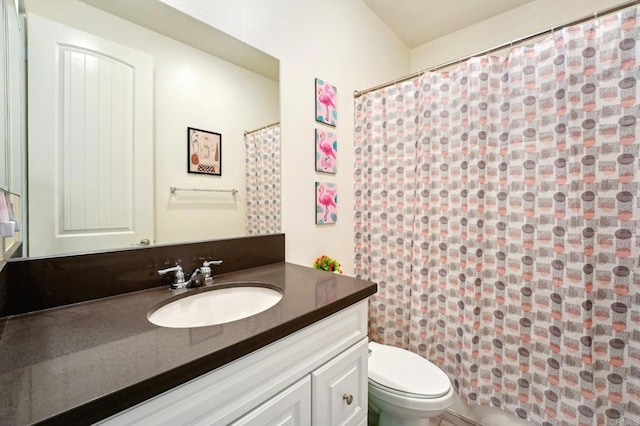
[316,182,337,224]
[315,129,337,174]
[315,78,337,127]
[188,127,221,176]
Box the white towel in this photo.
[4,191,19,231]
[0,190,16,237]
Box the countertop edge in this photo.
[35,284,376,425]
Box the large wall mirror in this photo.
[22,0,280,257]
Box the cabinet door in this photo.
[231,376,311,426]
[312,338,368,426]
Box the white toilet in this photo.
[368,341,453,426]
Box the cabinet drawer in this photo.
[231,376,311,426]
[312,338,368,426]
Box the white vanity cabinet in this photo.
[100,301,369,426]
[231,377,312,425]
[313,339,368,425]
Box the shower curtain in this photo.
[355,6,639,425]
[244,125,281,235]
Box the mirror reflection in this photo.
[23,0,280,257]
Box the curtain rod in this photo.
[354,0,640,98]
[244,121,280,135]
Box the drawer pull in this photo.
[343,394,353,405]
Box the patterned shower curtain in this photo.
[244,125,281,235]
[355,7,639,425]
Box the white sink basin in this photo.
[148,283,283,328]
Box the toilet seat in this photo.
[368,378,454,414]
[368,341,451,399]
[369,378,444,399]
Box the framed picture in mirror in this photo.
[188,127,222,176]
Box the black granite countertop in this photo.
[0,262,376,425]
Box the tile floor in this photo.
[435,416,465,426]
[369,411,478,426]
[437,419,458,426]
[437,411,480,426]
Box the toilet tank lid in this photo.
[368,341,451,397]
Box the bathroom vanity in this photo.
[0,235,376,424]
[101,299,369,425]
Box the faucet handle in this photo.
[200,260,222,283]
[158,265,186,288]
[201,260,222,275]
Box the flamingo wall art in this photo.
[315,129,337,173]
[316,182,337,224]
[315,78,337,127]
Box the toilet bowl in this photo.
[368,341,453,426]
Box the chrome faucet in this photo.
[157,265,203,290]
[186,268,206,288]
[158,261,222,290]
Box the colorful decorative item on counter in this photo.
[316,182,337,224]
[315,129,337,174]
[313,255,342,274]
[188,127,222,176]
[315,78,337,127]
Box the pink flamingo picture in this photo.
[315,78,337,126]
[316,129,337,173]
[316,182,337,224]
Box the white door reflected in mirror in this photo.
[27,15,154,257]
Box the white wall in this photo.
[158,0,410,273]
[24,0,279,246]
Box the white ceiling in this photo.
[363,0,536,48]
